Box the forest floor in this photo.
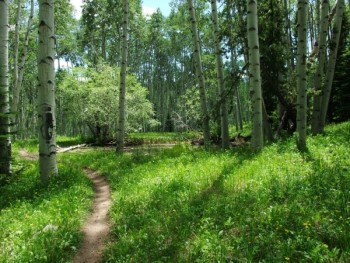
[73,169,112,263]
[4,123,349,262]
[18,148,112,263]
[18,149,37,160]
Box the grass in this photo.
[1,122,349,262]
[65,122,350,262]
[126,131,202,145]
[0,151,93,262]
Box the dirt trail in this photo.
[73,169,112,263]
[19,149,38,160]
[18,149,112,263]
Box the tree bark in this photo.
[247,0,263,151]
[296,0,308,150]
[319,0,344,132]
[311,0,329,135]
[116,0,128,153]
[0,0,11,176]
[210,0,229,149]
[187,0,210,147]
[38,0,58,183]
[12,0,21,118]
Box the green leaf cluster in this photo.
[57,64,158,142]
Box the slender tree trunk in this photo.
[12,0,21,116]
[247,0,263,151]
[319,0,344,132]
[116,0,128,153]
[235,84,243,131]
[309,4,315,48]
[0,0,11,176]
[102,24,107,60]
[210,0,229,148]
[311,0,329,135]
[262,99,273,142]
[11,0,34,129]
[228,33,243,131]
[284,0,295,69]
[296,0,308,150]
[187,0,210,147]
[38,0,58,183]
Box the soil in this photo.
[18,149,38,160]
[18,149,112,263]
[73,169,112,263]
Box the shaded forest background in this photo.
[3,0,349,144]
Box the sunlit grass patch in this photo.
[57,135,85,147]
[4,121,350,262]
[126,131,201,145]
[0,162,93,262]
[76,123,350,262]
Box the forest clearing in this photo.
[1,122,350,262]
[1,0,350,262]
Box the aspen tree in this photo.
[0,0,11,176]
[117,0,129,153]
[247,0,263,150]
[311,0,329,135]
[210,0,230,149]
[187,0,210,147]
[38,0,58,183]
[296,0,308,150]
[319,0,344,132]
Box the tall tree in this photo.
[296,0,308,150]
[210,0,230,149]
[311,0,329,135]
[187,0,210,146]
[38,0,58,183]
[247,0,263,150]
[117,0,129,153]
[319,0,344,132]
[0,0,11,176]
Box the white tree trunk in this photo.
[319,0,344,132]
[0,0,11,176]
[187,0,211,147]
[38,0,58,183]
[117,0,129,153]
[12,0,21,118]
[247,0,263,151]
[210,0,230,149]
[296,0,308,150]
[311,0,329,135]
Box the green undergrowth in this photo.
[12,135,84,154]
[126,131,201,145]
[2,122,350,262]
[63,122,350,262]
[0,158,93,262]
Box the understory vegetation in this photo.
[1,122,350,262]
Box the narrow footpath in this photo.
[18,149,112,263]
[73,169,112,263]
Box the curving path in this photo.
[73,168,112,263]
[18,149,112,263]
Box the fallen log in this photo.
[57,144,88,153]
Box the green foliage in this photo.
[176,86,202,131]
[331,8,350,122]
[2,122,350,262]
[126,131,202,145]
[0,158,93,262]
[57,64,158,142]
[67,121,349,262]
